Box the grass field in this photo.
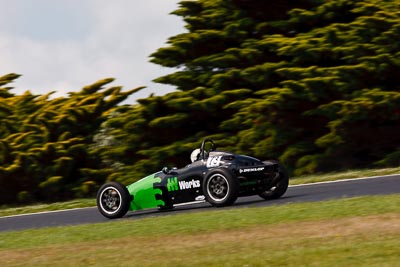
[1,195,400,266]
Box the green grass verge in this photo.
[1,195,400,266]
[0,198,96,217]
[1,166,399,218]
[291,166,400,185]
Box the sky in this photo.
[0,0,184,103]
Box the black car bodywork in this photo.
[97,139,289,219]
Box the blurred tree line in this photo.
[1,0,400,204]
[0,74,143,204]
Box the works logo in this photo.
[167,177,201,192]
[179,179,201,190]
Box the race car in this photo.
[96,138,289,219]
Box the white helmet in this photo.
[190,148,201,163]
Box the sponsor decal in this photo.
[167,177,179,191]
[239,167,265,174]
[195,195,205,201]
[207,156,222,167]
[167,177,201,192]
[179,179,201,189]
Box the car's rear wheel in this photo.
[97,182,131,219]
[204,169,238,207]
[259,164,289,200]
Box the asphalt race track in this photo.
[1,174,399,232]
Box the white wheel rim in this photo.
[99,186,122,215]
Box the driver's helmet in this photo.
[190,148,201,162]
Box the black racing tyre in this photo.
[259,164,289,200]
[97,181,131,219]
[203,169,239,207]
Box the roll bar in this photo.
[200,138,216,160]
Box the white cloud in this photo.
[0,0,184,102]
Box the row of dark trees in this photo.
[1,0,399,204]
[106,0,400,182]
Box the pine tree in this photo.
[152,0,400,175]
[100,0,400,182]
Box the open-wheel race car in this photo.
[96,138,289,219]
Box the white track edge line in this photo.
[0,206,96,219]
[289,173,400,187]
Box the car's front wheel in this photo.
[259,164,289,200]
[97,182,131,219]
[203,169,238,207]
